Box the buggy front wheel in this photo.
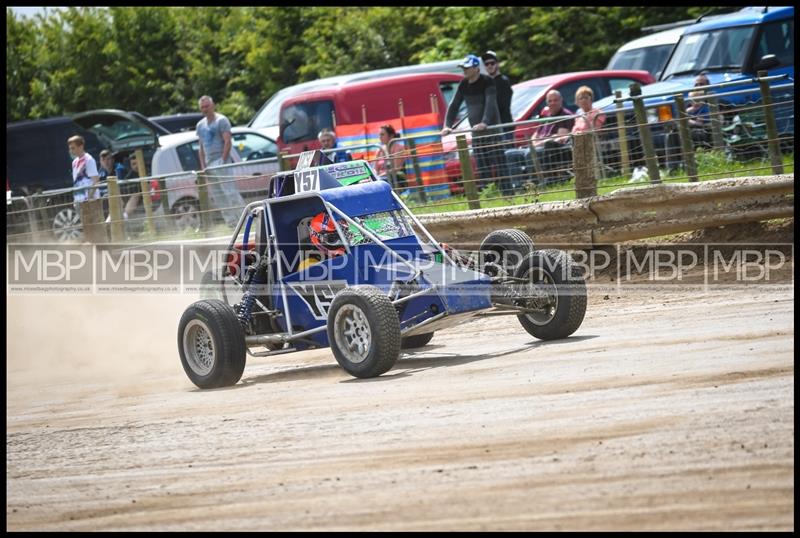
[328,286,401,378]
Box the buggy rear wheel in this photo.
[479,229,535,277]
[515,249,587,341]
[178,299,246,388]
[401,332,435,349]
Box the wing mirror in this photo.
[756,54,780,71]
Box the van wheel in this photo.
[52,207,83,242]
[172,197,200,232]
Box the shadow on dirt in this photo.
[232,334,599,387]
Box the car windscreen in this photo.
[607,44,674,78]
[281,100,335,144]
[510,84,548,120]
[661,25,756,80]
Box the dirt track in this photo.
[6,228,795,531]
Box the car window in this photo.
[281,100,334,144]
[232,132,278,161]
[510,84,548,120]
[607,44,674,79]
[608,77,644,95]
[175,141,202,171]
[662,26,756,79]
[554,78,607,113]
[753,18,794,68]
[440,81,469,124]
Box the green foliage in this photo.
[7,6,721,123]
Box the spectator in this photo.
[441,54,511,195]
[196,95,245,226]
[531,90,575,184]
[97,149,114,197]
[664,73,712,173]
[572,86,606,134]
[376,124,407,188]
[482,51,514,133]
[318,128,353,163]
[67,135,100,204]
[122,153,142,220]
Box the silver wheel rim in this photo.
[183,319,216,376]
[522,268,558,326]
[333,304,372,364]
[53,208,82,242]
[174,202,200,232]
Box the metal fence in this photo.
[6,73,794,244]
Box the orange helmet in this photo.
[309,212,346,256]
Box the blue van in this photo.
[595,6,794,167]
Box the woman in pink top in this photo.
[572,85,606,134]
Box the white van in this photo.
[606,27,684,80]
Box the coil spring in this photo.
[237,271,264,327]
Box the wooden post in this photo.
[456,134,480,210]
[134,148,156,236]
[630,83,661,184]
[406,138,427,204]
[196,172,212,231]
[277,151,289,172]
[106,175,125,242]
[79,198,106,243]
[331,109,336,129]
[707,95,724,151]
[614,90,631,177]
[24,196,44,242]
[757,70,784,174]
[361,105,367,126]
[35,194,49,241]
[674,94,698,182]
[572,132,597,198]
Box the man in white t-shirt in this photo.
[196,95,245,226]
[67,135,100,203]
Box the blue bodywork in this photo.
[237,165,492,350]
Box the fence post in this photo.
[756,70,785,174]
[630,83,661,184]
[456,134,480,210]
[24,196,46,242]
[573,132,597,198]
[614,90,631,178]
[134,148,156,236]
[277,151,290,172]
[406,138,427,204]
[707,95,724,151]
[36,196,50,241]
[196,171,212,231]
[80,198,106,243]
[106,176,125,242]
[674,94,698,182]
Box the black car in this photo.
[6,110,168,241]
[149,113,203,134]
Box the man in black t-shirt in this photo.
[442,54,512,195]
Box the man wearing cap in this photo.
[441,54,511,195]
[482,51,513,132]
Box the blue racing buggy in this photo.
[178,152,587,388]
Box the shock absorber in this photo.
[237,268,264,327]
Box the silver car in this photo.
[152,127,281,231]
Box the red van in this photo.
[275,72,464,155]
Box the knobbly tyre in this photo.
[177,151,587,388]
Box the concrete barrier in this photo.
[418,174,794,245]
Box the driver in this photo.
[298,212,347,271]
